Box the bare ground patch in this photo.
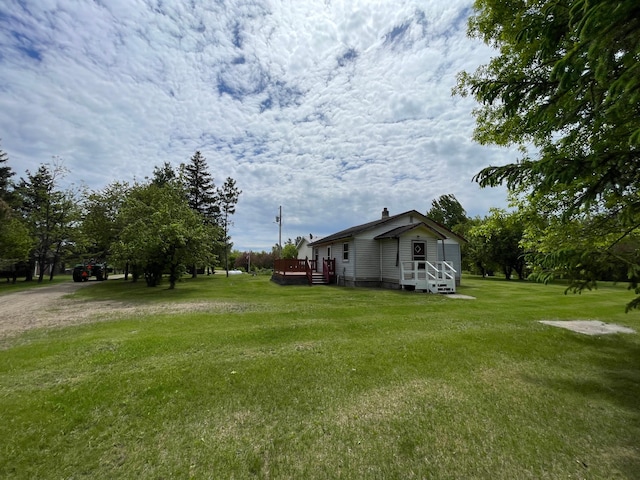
[539,320,636,336]
[0,281,244,339]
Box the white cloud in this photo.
[0,0,518,252]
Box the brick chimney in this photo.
[382,207,389,219]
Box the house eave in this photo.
[308,234,352,247]
[309,209,465,246]
[374,223,446,240]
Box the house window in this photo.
[342,243,349,262]
[412,241,426,261]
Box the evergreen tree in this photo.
[182,151,217,219]
[0,141,14,201]
[217,177,241,276]
[426,194,469,230]
[150,162,177,187]
[15,164,80,282]
[181,151,218,277]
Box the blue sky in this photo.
[0,0,516,252]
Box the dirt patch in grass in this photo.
[445,294,476,300]
[539,320,636,336]
[0,280,241,339]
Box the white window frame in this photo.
[342,242,349,262]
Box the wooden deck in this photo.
[271,258,336,285]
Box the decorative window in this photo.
[412,241,426,261]
[342,243,349,262]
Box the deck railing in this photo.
[400,261,456,293]
[273,258,335,285]
[274,258,316,275]
[323,258,336,284]
[305,258,313,285]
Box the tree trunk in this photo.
[25,260,33,282]
[503,265,512,280]
[37,254,46,283]
[169,265,177,289]
[49,246,62,281]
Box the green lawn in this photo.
[1,275,639,479]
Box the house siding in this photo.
[399,235,438,264]
[380,231,439,288]
[380,239,400,288]
[380,239,398,279]
[437,240,462,285]
[331,240,352,284]
[353,238,379,286]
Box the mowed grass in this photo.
[1,275,639,479]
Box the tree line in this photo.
[427,192,639,296]
[0,149,240,289]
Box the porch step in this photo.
[311,273,327,285]
[429,282,455,294]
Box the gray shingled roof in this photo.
[373,222,446,240]
[309,209,457,246]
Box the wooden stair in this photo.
[310,272,328,285]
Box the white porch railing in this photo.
[400,261,456,293]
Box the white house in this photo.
[295,235,322,261]
[308,208,465,293]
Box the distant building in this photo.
[295,234,322,262]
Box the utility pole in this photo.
[276,205,282,258]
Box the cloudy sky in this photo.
[0,0,516,252]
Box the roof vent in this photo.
[382,207,389,219]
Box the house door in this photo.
[412,241,428,286]
[314,247,319,272]
[413,241,426,272]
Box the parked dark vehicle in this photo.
[72,260,108,282]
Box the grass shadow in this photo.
[521,334,640,477]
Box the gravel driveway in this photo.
[0,281,98,338]
[0,280,222,339]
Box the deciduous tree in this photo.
[113,181,215,289]
[456,0,640,309]
[468,209,526,280]
[281,243,298,259]
[80,182,129,264]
